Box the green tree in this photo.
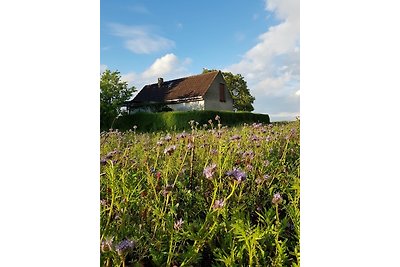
[100,69,136,129]
[203,69,255,111]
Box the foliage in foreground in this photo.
[100,118,300,266]
[100,69,136,130]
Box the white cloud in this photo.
[269,112,300,121]
[108,23,175,54]
[143,54,182,78]
[266,0,299,21]
[125,36,174,54]
[225,0,299,119]
[121,53,192,94]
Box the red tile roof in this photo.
[130,71,219,105]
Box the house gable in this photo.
[203,71,234,111]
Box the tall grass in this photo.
[100,117,300,266]
[111,110,270,132]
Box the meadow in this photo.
[100,117,300,266]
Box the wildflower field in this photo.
[100,117,300,266]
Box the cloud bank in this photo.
[226,0,299,121]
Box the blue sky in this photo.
[101,0,299,121]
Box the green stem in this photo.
[173,149,189,186]
[101,164,115,241]
[208,179,219,212]
[274,204,282,265]
[225,181,238,201]
[280,139,289,165]
[167,231,174,265]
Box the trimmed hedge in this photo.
[110,110,270,132]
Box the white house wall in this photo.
[129,106,153,114]
[203,72,234,111]
[167,100,205,111]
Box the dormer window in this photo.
[219,83,226,102]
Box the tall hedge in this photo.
[109,110,270,132]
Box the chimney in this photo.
[158,77,163,88]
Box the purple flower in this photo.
[162,184,174,196]
[101,150,119,163]
[230,135,241,141]
[156,140,164,146]
[215,130,223,138]
[100,237,114,253]
[252,122,262,128]
[226,168,247,183]
[213,199,225,210]
[256,174,271,185]
[203,163,217,180]
[242,150,254,160]
[272,192,283,205]
[177,131,187,139]
[174,218,184,230]
[115,239,135,256]
[187,142,194,149]
[263,174,271,182]
[164,135,172,142]
[215,115,220,121]
[251,135,260,142]
[164,145,176,155]
[100,199,107,206]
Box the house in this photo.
[125,70,234,113]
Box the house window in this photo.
[219,83,226,102]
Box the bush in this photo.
[110,110,270,132]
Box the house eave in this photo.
[128,96,204,107]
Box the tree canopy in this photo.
[100,70,136,129]
[202,69,255,111]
